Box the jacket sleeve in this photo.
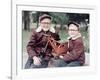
[63,40,84,61]
[27,32,37,58]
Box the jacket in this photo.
[63,33,85,65]
[27,28,60,61]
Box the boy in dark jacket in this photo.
[25,13,60,69]
[50,21,85,67]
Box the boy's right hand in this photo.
[33,56,41,66]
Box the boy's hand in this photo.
[59,55,64,59]
[33,56,41,66]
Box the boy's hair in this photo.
[67,21,80,31]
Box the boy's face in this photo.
[68,24,79,38]
[40,18,51,31]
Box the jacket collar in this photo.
[36,26,55,33]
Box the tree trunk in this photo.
[23,11,30,31]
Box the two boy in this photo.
[25,13,85,69]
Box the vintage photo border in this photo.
[11,2,97,80]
